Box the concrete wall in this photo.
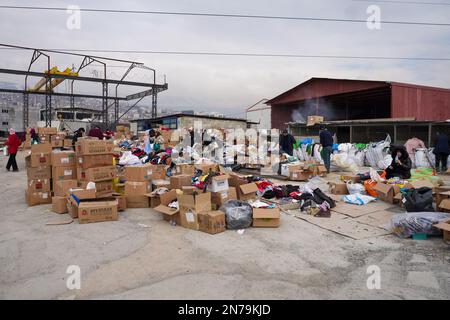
[178,116,248,130]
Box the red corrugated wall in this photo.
[391,84,450,121]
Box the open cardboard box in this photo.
[373,183,400,204]
[328,182,349,195]
[154,189,180,225]
[237,183,259,201]
[207,174,229,193]
[252,207,280,228]
[433,219,450,242]
[177,192,212,230]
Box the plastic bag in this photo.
[403,187,434,212]
[342,194,376,205]
[219,200,253,230]
[415,148,431,168]
[346,182,366,195]
[369,168,383,182]
[388,212,450,238]
[364,179,378,197]
[119,151,141,166]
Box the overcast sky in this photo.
[0,0,449,117]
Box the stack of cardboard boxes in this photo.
[282,161,327,181]
[124,163,154,208]
[25,143,52,206]
[62,138,120,224]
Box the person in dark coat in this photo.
[319,125,333,173]
[5,128,21,172]
[433,132,449,172]
[279,129,296,156]
[72,128,85,150]
[29,128,40,145]
[385,145,412,179]
[88,126,104,140]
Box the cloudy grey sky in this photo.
[0,0,449,117]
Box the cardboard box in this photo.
[26,153,51,168]
[181,186,197,195]
[290,170,311,181]
[211,187,237,208]
[154,189,180,224]
[51,139,64,148]
[195,163,219,174]
[25,190,52,206]
[52,165,77,182]
[317,165,328,177]
[77,200,119,224]
[75,139,114,155]
[38,134,50,144]
[26,166,51,181]
[404,180,436,191]
[177,192,211,230]
[340,175,361,183]
[152,179,171,190]
[125,164,154,182]
[31,143,52,154]
[174,164,195,176]
[148,164,167,180]
[207,174,229,193]
[54,179,78,197]
[237,183,259,201]
[438,199,450,213]
[79,180,114,197]
[37,127,57,135]
[51,151,76,167]
[373,183,395,203]
[328,182,349,195]
[27,179,51,193]
[435,190,450,212]
[198,211,226,234]
[253,207,280,228]
[433,219,450,241]
[70,188,97,200]
[63,139,73,148]
[170,174,192,190]
[52,196,68,214]
[113,193,127,211]
[125,195,150,208]
[77,166,117,182]
[306,115,324,126]
[124,181,152,195]
[77,154,113,169]
[280,163,304,177]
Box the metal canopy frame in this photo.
[0,44,168,130]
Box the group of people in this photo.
[280,125,334,173]
[279,126,450,178]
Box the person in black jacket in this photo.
[279,129,296,156]
[319,125,333,173]
[71,128,85,150]
[433,132,449,173]
[385,145,412,179]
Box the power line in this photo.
[353,0,450,6]
[1,47,448,61]
[0,5,449,26]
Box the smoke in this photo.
[291,98,337,123]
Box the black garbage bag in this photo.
[404,187,434,212]
[219,200,253,229]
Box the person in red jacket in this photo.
[5,128,21,171]
[88,126,104,140]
